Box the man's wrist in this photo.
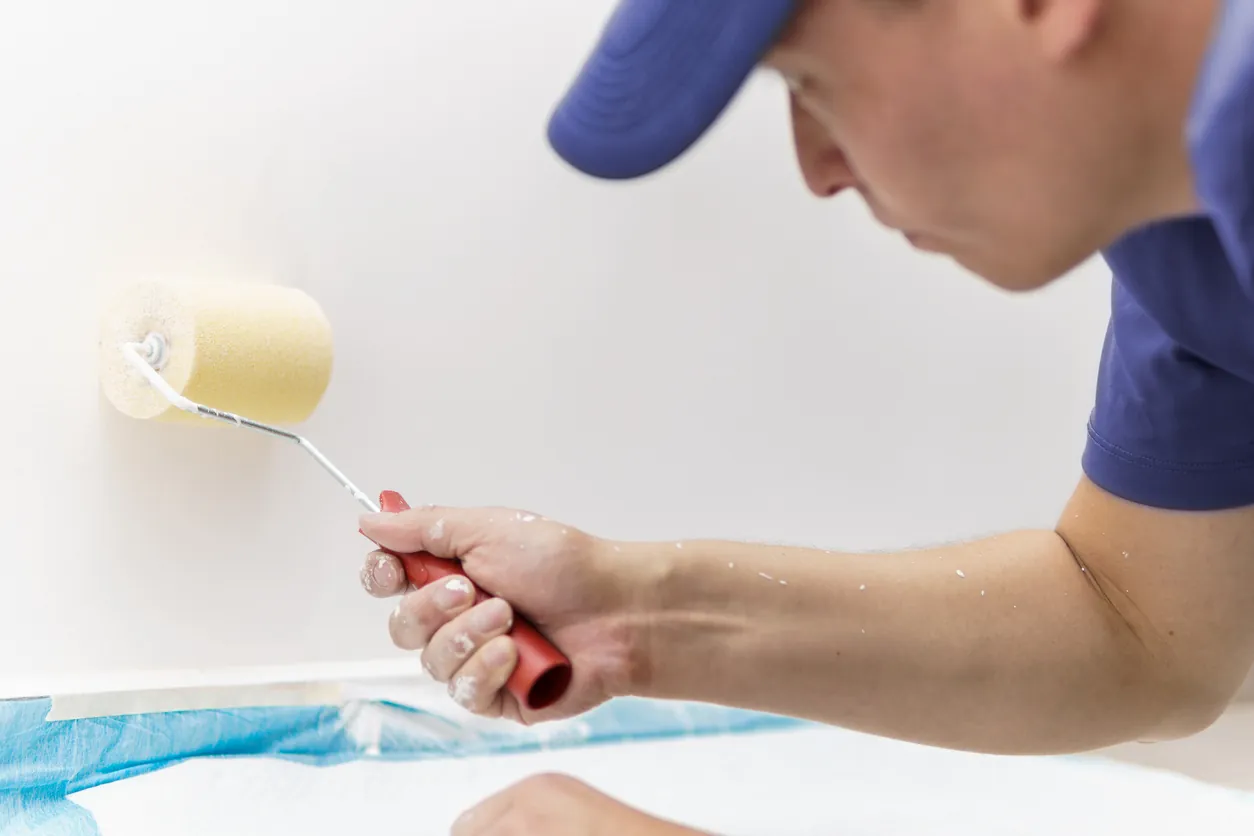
[593,538,688,698]
[599,538,752,701]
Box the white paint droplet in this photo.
[859,584,866,591]
[861,629,866,634]
[676,542,684,549]
[779,580,788,586]
[1122,551,1129,559]
[728,562,735,569]
[452,633,474,659]
[522,514,536,522]
[342,704,386,758]
[980,590,985,596]
[956,570,966,579]
[428,519,446,539]
[445,576,472,596]
[759,572,774,581]
[450,676,477,709]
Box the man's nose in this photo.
[789,93,857,198]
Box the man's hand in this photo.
[360,476,1254,754]
[450,774,706,836]
[358,506,656,724]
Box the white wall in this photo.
[0,1,1113,696]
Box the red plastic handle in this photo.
[372,490,572,711]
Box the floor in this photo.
[48,672,1254,833]
[77,724,1254,835]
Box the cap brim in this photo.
[547,0,798,180]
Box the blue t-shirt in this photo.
[1083,0,1254,511]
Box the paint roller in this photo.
[97,279,573,711]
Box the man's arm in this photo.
[629,476,1254,754]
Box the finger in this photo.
[447,635,518,715]
[359,550,407,598]
[450,782,518,836]
[422,597,515,682]
[359,506,485,559]
[388,575,477,652]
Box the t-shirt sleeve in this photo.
[1084,240,1254,511]
[1085,0,1254,511]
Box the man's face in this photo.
[765,0,1133,291]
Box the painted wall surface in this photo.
[0,1,1113,695]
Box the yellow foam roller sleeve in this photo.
[99,280,334,425]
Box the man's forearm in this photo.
[624,529,1178,755]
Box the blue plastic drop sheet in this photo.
[0,695,800,834]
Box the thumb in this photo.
[359,496,479,559]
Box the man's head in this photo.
[548,0,1216,290]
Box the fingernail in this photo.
[370,554,397,590]
[435,576,473,610]
[483,638,513,670]
[471,598,512,633]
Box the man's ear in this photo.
[1017,0,1106,62]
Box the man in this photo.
[360,0,1254,832]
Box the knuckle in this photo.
[519,773,574,795]
[420,599,491,678]
[422,631,474,682]
[387,589,448,651]
[418,579,472,622]
[444,636,516,712]
[479,634,518,680]
[448,627,477,661]
[467,597,514,638]
[419,648,443,682]
[448,670,483,711]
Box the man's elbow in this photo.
[1137,665,1242,742]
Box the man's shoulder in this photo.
[1101,0,1254,378]
[1188,0,1254,283]
[1080,1,1254,511]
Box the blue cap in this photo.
[547,0,799,180]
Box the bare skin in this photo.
[448,774,704,836]
[359,0,1246,832]
[361,480,1254,753]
